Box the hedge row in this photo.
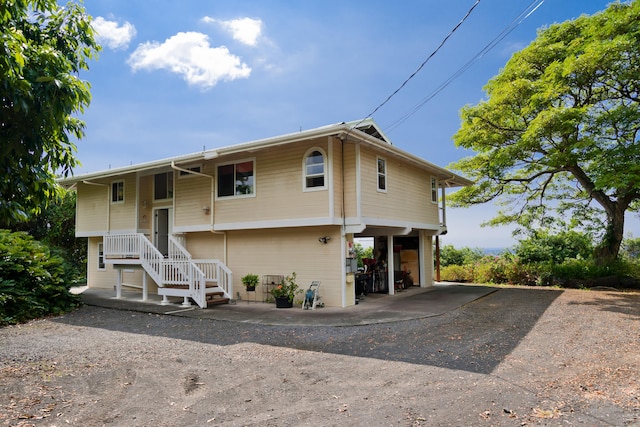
[0,230,80,326]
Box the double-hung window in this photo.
[304,149,326,190]
[111,181,124,204]
[377,157,387,192]
[217,160,255,197]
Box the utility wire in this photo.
[350,0,481,131]
[384,0,545,134]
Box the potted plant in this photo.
[241,273,259,292]
[270,272,300,308]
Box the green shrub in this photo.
[515,231,593,264]
[439,264,474,282]
[0,230,80,326]
[438,244,485,267]
[438,241,640,289]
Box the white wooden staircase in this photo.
[103,233,233,308]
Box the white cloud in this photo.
[92,16,136,50]
[127,32,251,89]
[202,17,263,46]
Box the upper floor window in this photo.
[431,177,438,203]
[304,149,326,190]
[217,160,254,197]
[377,157,387,192]
[154,172,174,200]
[111,181,124,204]
[179,165,202,177]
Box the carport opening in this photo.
[354,234,419,297]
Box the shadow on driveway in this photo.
[566,291,640,320]
[53,287,563,374]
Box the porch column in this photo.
[420,231,434,287]
[387,234,395,295]
[115,268,122,299]
[142,272,148,301]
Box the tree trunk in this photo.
[593,206,625,264]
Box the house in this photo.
[60,119,472,308]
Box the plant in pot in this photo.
[241,273,259,292]
[270,272,300,308]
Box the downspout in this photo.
[340,134,348,307]
[83,180,110,233]
[171,161,227,264]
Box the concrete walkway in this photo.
[76,283,497,327]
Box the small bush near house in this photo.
[0,230,80,326]
[439,264,474,282]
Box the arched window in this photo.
[304,149,326,190]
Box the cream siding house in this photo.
[61,119,471,308]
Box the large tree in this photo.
[449,1,640,263]
[1,0,99,224]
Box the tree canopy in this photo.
[449,1,640,262]
[0,0,99,224]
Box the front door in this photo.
[154,208,173,257]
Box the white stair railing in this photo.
[168,235,191,262]
[138,236,164,285]
[104,233,232,308]
[193,259,233,301]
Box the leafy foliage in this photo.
[514,230,593,264]
[241,273,259,288]
[270,272,301,303]
[449,2,640,262]
[621,236,640,260]
[5,190,87,283]
[0,230,80,326]
[438,235,639,289]
[1,0,100,224]
[437,244,484,267]
[354,242,374,268]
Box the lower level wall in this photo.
[223,226,344,307]
[87,237,146,290]
[85,227,346,307]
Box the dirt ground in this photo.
[0,286,639,426]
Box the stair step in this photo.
[206,297,230,306]
[163,284,189,289]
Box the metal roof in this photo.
[58,119,472,188]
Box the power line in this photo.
[384,0,545,134]
[350,0,481,131]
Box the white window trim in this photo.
[215,158,256,199]
[97,242,106,271]
[431,177,438,204]
[303,147,327,192]
[111,180,124,204]
[377,156,387,193]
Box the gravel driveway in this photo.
[1,286,638,426]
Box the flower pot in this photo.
[246,285,256,292]
[275,296,293,308]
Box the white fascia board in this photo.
[358,217,443,232]
[213,216,343,231]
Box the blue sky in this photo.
[75,0,639,248]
